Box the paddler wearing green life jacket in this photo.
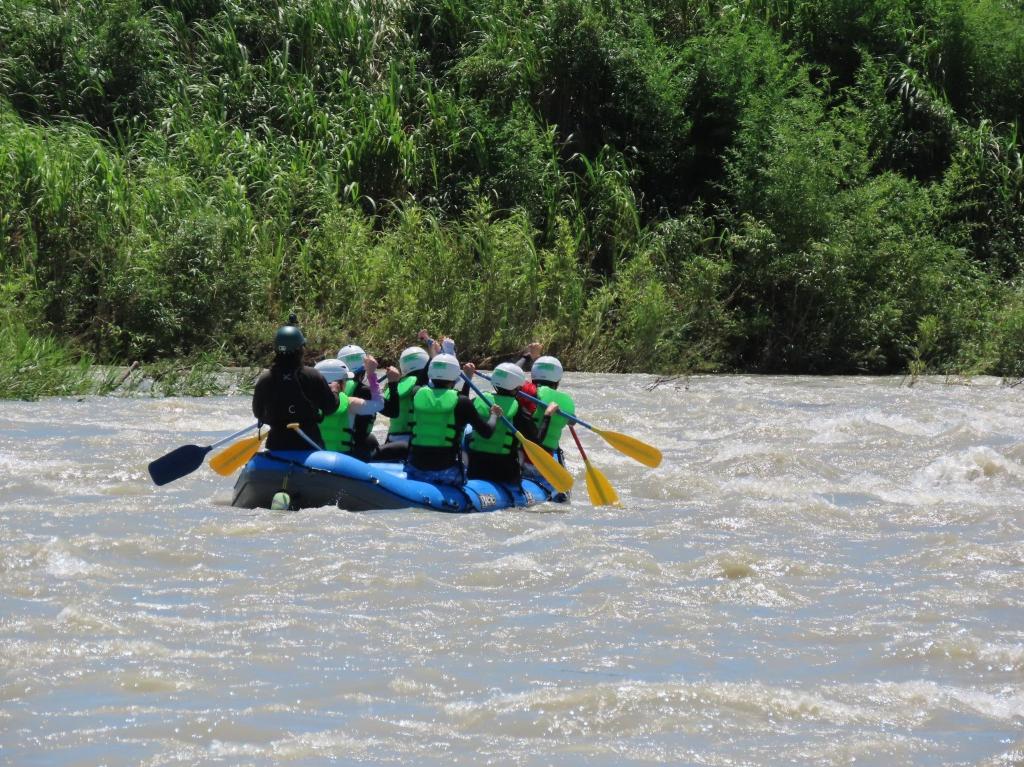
[404,353,501,487]
[525,355,575,466]
[376,344,432,462]
[335,343,380,460]
[313,355,384,456]
[465,361,540,483]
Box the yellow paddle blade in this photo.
[209,433,266,476]
[584,460,619,507]
[516,433,574,493]
[595,428,662,468]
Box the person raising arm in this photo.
[314,356,384,456]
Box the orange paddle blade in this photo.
[516,433,574,493]
[595,428,662,468]
[209,432,266,476]
[583,459,619,506]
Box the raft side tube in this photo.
[231,451,566,512]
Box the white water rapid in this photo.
[1,374,1022,765]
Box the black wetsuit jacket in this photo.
[347,371,376,442]
[252,363,339,451]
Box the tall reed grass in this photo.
[0,321,132,399]
[1,0,1023,384]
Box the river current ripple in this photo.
[1,374,1022,766]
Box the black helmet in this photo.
[274,325,305,353]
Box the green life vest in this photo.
[410,387,459,448]
[468,394,518,455]
[320,393,353,453]
[384,375,417,435]
[533,386,575,451]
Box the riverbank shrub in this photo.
[1,0,1023,381]
[0,322,99,399]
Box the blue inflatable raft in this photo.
[231,450,568,512]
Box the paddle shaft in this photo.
[475,370,662,468]
[568,424,589,460]
[287,422,323,450]
[148,423,260,486]
[475,372,594,430]
[211,423,260,450]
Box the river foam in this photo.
[0,375,1021,765]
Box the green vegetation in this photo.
[0,320,104,399]
[1,0,1022,387]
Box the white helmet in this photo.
[399,346,430,375]
[427,353,461,383]
[337,344,365,372]
[531,355,563,383]
[491,362,526,391]
[315,358,352,383]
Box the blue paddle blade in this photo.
[147,444,212,486]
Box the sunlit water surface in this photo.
[1,374,1022,766]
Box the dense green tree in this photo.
[1,0,1022,377]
